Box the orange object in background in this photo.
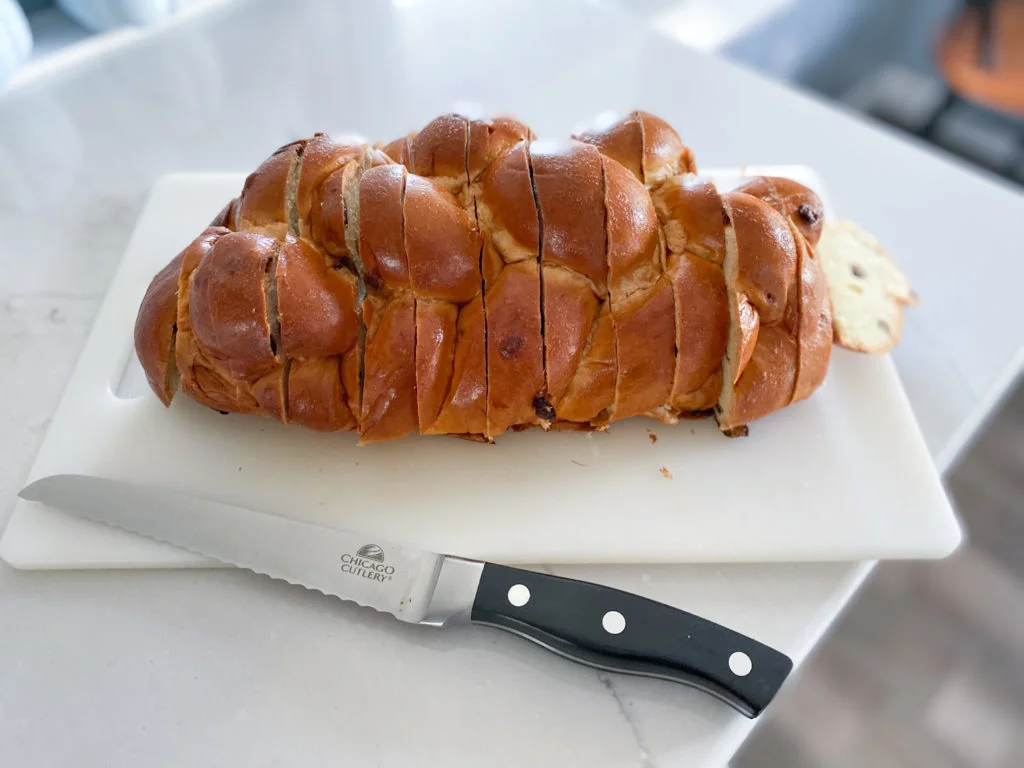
[939,0,1024,115]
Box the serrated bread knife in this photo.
[20,474,792,717]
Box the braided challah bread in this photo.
[136,110,871,444]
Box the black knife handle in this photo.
[469,564,792,717]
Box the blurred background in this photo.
[2,1,1022,766]
[5,0,1024,186]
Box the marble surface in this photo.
[0,0,1020,765]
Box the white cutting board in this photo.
[1,170,962,569]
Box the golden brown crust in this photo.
[404,173,486,435]
[722,325,798,428]
[308,166,350,259]
[530,140,607,416]
[726,192,797,325]
[603,157,674,420]
[410,115,469,194]
[360,296,418,443]
[542,268,601,406]
[360,165,410,289]
[276,235,360,358]
[653,176,729,413]
[174,228,265,416]
[532,141,607,290]
[188,232,279,381]
[295,134,363,235]
[135,251,185,406]
[718,194,800,430]
[574,111,695,185]
[236,141,305,237]
[734,176,825,247]
[426,296,488,436]
[483,257,545,434]
[404,176,480,303]
[467,117,534,183]
[555,303,616,422]
[668,254,729,409]
[478,141,545,436]
[637,111,697,184]
[415,299,459,433]
[382,135,413,166]
[732,177,832,402]
[287,356,354,431]
[358,164,417,443]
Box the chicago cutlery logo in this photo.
[356,543,385,562]
[340,544,394,582]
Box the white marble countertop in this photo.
[1,1,1021,766]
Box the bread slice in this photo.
[603,156,675,422]
[732,176,832,401]
[574,110,695,185]
[717,193,800,432]
[173,230,276,417]
[652,175,730,415]
[733,176,824,246]
[274,235,360,431]
[817,220,918,354]
[477,140,545,437]
[357,164,418,443]
[134,250,186,406]
[235,140,306,239]
[529,140,606,421]
[404,172,485,435]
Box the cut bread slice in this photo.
[134,250,186,406]
[717,193,800,432]
[817,219,918,354]
[404,171,484,436]
[603,156,675,422]
[358,164,418,443]
[652,175,730,415]
[529,140,607,423]
[573,110,695,185]
[477,140,545,437]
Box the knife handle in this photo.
[469,564,792,717]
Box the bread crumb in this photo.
[659,466,673,480]
[648,430,658,444]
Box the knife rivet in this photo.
[507,584,531,607]
[602,611,626,635]
[729,651,752,677]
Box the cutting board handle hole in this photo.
[111,344,150,400]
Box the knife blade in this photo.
[19,473,792,717]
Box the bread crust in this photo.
[653,176,729,413]
[135,251,185,406]
[574,110,696,185]
[733,176,832,401]
[717,193,800,430]
[236,141,305,237]
[478,141,545,436]
[734,176,824,246]
[530,140,606,416]
[358,164,417,443]
[604,157,674,420]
